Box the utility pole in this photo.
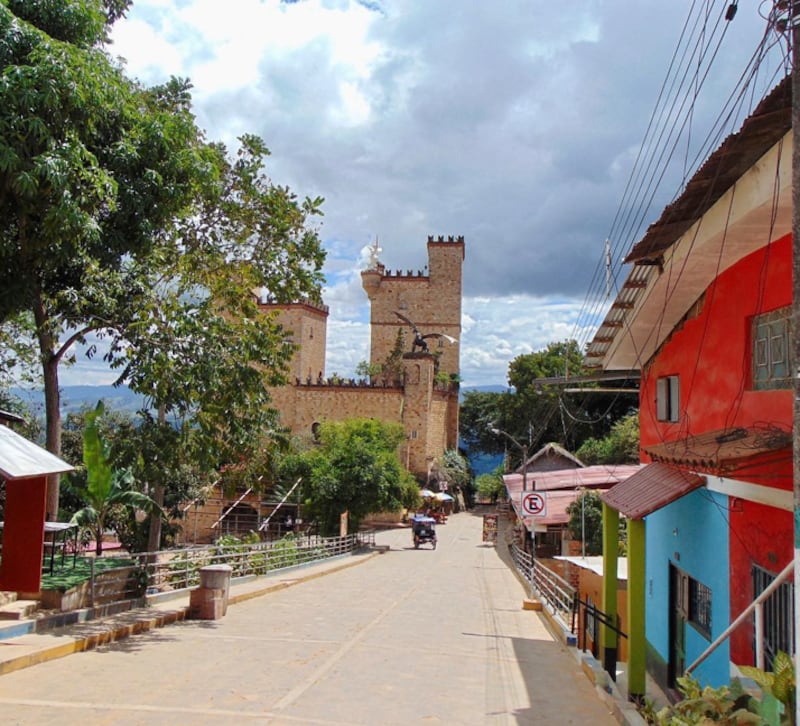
[790,4,800,724]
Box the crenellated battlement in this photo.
[427,234,465,244]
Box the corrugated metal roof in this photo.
[585,75,792,370]
[643,425,791,475]
[0,425,74,480]
[555,555,628,581]
[600,462,705,519]
[625,76,791,264]
[519,489,589,526]
[503,464,643,493]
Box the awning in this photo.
[0,425,74,480]
[643,426,791,474]
[601,462,705,519]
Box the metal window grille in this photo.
[689,578,712,639]
[753,564,795,669]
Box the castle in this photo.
[266,235,464,480]
[178,236,464,542]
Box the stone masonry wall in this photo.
[362,236,463,379]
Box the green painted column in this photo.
[627,517,646,703]
[601,503,619,677]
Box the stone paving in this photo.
[0,510,627,725]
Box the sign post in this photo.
[520,491,547,518]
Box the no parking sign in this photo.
[520,491,547,517]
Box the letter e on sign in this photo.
[521,492,547,517]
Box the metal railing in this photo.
[56,531,375,609]
[510,541,576,630]
[686,558,794,674]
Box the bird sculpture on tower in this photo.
[394,311,458,353]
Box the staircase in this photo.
[0,592,39,620]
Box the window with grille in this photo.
[689,578,712,639]
[674,565,712,640]
[753,565,794,669]
[752,307,792,390]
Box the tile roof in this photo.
[600,462,705,519]
[643,425,791,474]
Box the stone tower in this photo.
[361,235,464,379]
[255,295,329,383]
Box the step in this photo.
[0,591,18,607]
[0,599,39,620]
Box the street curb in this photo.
[0,550,381,677]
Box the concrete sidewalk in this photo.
[0,548,381,677]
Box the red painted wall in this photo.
[639,234,792,666]
[0,476,47,592]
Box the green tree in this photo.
[475,467,506,503]
[461,340,637,464]
[576,413,640,465]
[430,449,471,506]
[69,402,160,556]
[566,490,605,556]
[0,2,210,516]
[283,418,416,536]
[0,3,326,522]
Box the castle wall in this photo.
[268,365,459,482]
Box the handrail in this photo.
[685,559,793,674]
[210,487,252,529]
[258,478,302,531]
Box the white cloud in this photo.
[99,0,787,389]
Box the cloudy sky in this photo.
[67,0,788,388]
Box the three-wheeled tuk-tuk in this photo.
[411,515,437,549]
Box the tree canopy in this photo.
[0,2,326,518]
[282,418,417,536]
[460,339,638,466]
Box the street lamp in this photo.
[489,426,531,493]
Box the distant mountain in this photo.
[459,384,510,401]
[11,385,146,417]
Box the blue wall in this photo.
[645,489,730,687]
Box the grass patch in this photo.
[41,557,136,592]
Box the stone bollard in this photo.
[189,564,232,620]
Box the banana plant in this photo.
[70,402,162,556]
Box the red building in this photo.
[588,76,793,696]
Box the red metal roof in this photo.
[643,426,791,475]
[519,489,599,528]
[503,464,642,493]
[600,462,705,519]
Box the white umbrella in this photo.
[420,489,436,498]
[435,492,454,501]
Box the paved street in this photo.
[0,510,617,725]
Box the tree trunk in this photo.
[146,404,168,554]
[33,288,62,521]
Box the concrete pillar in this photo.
[189,564,233,620]
[601,503,619,678]
[627,518,646,703]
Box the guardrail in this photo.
[510,541,576,631]
[76,531,375,607]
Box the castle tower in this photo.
[255,296,329,383]
[361,235,464,379]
